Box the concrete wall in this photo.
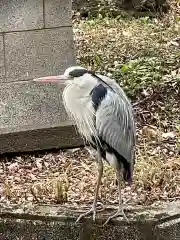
[0,0,83,154]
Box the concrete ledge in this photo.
[0,122,84,154]
[0,202,180,239]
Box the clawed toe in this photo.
[103,208,129,226]
[75,202,105,223]
[75,208,96,223]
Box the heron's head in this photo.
[33,66,91,86]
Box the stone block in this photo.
[0,81,67,132]
[0,35,5,82]
[0,0,44,32]
[4,27,75,83]
[45,0,72,28]
[1,202,180,240]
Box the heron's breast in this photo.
[62,84,96,142]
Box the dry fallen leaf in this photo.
[142,89,150,97]
[167,40,179,47]
[8,163,19,172]
[30,174,37,181]
[141,125,158,139]
[36,159,43,171]
[122,30,132,37]
[162,131,176,139]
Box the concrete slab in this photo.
[5,27,75,83]
[0,202,180,239]
[0,0,44,32]
[45,0,72,27]
[0,35,5,82]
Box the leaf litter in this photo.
[0,127,179,209]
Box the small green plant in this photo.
[115,57,170,97]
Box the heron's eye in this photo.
[67,74,74,79]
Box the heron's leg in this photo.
[76,147,104,223]
[103,170,129,226]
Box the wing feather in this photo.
[96,90,135,165]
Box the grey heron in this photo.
[33,66,136,225]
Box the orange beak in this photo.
[33,75,68,84]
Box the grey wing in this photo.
[96,91,136,165]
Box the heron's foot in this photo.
[75,202,104,223]
[103,207,129,226]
